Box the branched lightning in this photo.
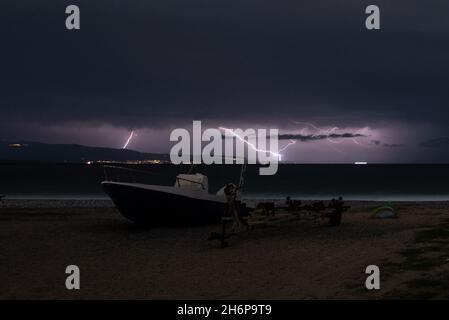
[293,121,363,145]
[279,139,297,152]
[218,127,296,161]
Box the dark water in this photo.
[1,162,449,201]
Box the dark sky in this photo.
[1,0,449,162]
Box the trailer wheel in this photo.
[329,211,342,226]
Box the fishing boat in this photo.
[102,165,249,226]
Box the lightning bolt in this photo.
[218,127,296,161]
[122,130,136,149]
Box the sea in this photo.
[1,162,449,202]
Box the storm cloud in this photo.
[279,133,366,142]
[1,0,449,161]
[420,138,449,148]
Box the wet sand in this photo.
[1,200,449,299]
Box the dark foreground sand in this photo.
[1,200,449,299]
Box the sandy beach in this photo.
[1,199,449,299]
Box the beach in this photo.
[1,199,449,299]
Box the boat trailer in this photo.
[209,195,350,248]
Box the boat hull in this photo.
[102,182,228,226]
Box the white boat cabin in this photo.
[175,173,209,192]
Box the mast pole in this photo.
[237,162,246,200]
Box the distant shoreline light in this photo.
[354,161,368,165]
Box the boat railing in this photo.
[103,165,206,190]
